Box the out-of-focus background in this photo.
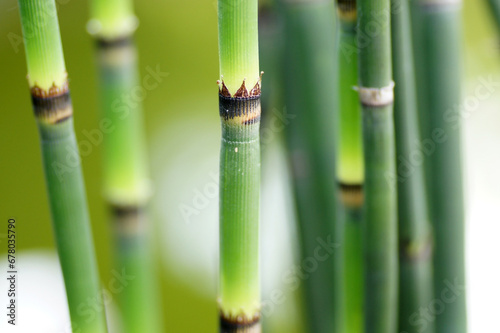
[0,0,498,332]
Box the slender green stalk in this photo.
[486,0,500,30]
[17,1,108,333]
[391,1,434,332]
[335,1,364,332]
[218,1,261,332]
[280,1,340,332]
[88,1,163,332]
[414,1,467,332]
[357,0,397,332]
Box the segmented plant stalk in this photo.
[357,0,397,332]
[88,1,163,332]
[391,1,434,332]
[414,1,467,332]
[218,1,261,332]
[335,1,364,332]
[17,1,108,333]
[281,0,340,332]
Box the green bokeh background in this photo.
[1,0,499,332]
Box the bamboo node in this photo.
[354,81,395,107]
[218,73,263,98]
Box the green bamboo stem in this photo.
[218,1,261,332]
[414,1,467,332]
[88,1,163,332]
[391,0,434,332]
[486,0,500,31]
[17,1,108,333]
[357,0,397,332]
[335,2,364,332]
[280,1,340,332]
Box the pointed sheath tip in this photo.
[219,79,232,97]
[234,79,249,98]
[218,73,263,98]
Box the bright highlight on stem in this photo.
[335,2,365,332]
[19,0,66,90]
[88,0,137,40]
[218,0,260,95]
[18,1,108,333]
[218,0,261,332]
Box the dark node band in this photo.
[110,204,143,219]
[338,182,363,193]
[337,0,357,12]
[96,36,133,49]
[338,182,364,207]
[220,314,260,333]
[219,95,261,122]
[110,204,146,238]
[399,237,433,262]
[31,90,72,123]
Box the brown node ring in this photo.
[399,235,434,263]
[219,95,261,125]
[220,312,261,333]
[31,81,72,124]
[337,0,357,14]
[96,36,133,49]
[338,182,364,208]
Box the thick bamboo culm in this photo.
[357,0,398,332]
[17,1,108,333]
[218,0,262,332]
[88,0,163,332]
[413,0,467,332]
[486,0,500,30]
[334,1,364,333]
[281,0,340,332]
[391,0,435,332]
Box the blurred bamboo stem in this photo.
[18,1,108,332]
[357,0,398,332]
[335,1,364,332]
[218,0,261,332]
[391,0,435,332]
[280,0,340,332]
[88,1,163,332]
[414,0,467,332]
[486,0,500,30]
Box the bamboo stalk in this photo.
[414,1,467,332]
[17,1,108,333]
[486,0,500,30]
[218,1,261,332]
[391,0,435,332]
[356,0,398,332]
[88,1,163,332]
[334,1,364,332]
[280,0,340,332]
